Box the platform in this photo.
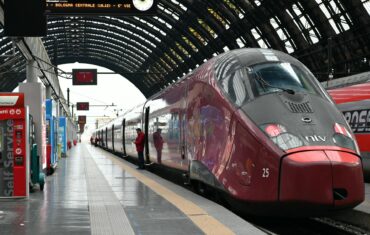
[0,143,264,235]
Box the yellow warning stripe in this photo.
[105,153,235,235]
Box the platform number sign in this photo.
[77,102,89,111]
[72,69,97,86]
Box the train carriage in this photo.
[94,48,364,216]
[329,82,370,181]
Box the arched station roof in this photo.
[1,0,369,97]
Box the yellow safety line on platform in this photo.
[97,149,235,235]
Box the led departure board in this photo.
[45,0,157,15]
[72,69,97,86]
[76,102,89,111]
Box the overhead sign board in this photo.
[45,0,157,15]
[77,102,90,111]
[72,69,97,86]
[78,115,87,124]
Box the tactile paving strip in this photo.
[82,146,135,235]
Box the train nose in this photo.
[279,150,364,208]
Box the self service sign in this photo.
[0,93,29,198]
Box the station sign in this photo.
[45,0,157,15]
[76,102,90,111]
[72,69,97,86]
[78,115,87,124]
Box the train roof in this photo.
[328,81,370,104]
[213,48,309,84]
[215,48,304,68]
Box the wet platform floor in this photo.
[0,144,264,235]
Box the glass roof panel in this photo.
[170,0,187,11]
[182,35,198,52]
[158,4,180,21]
[198,19,218,39]
[236,37,246,48]
[269,17,295,53]
[286,3,320,44]
[315,0,352,33]
[251,27,269,48]
[208,8,230,29]
[362,0,370,15]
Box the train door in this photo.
[122,119,126,156]
[100,130,102,147]
[144,106,150,164]
[181,82,189,162]
[180,111,186,161]
[112,124,115,152]
[105,127,108,148]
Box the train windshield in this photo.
[247,62,321,97]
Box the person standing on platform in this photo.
[153,128,164,164]
[134,128,145,170]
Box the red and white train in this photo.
[329,81,370,181]
[93,48,364,216]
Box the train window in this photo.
[247,63,321,97]
[220,69,249,106]
[233,70,248,106]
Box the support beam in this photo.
[26,60,37,83]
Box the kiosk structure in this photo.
[0,93,29,198]
[58,116,67,158]
[45,99,58,174]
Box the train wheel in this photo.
[192,181,211,197]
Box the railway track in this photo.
[248,217,369,235]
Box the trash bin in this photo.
[30,144,45,191]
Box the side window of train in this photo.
[169,113,180,141]
[221,69,249,106]
[233,69,249,106]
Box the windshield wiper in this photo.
[254,72,295,95]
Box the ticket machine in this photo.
[0,93,29,198]
[58,117,67,158]
[45,99,58,175]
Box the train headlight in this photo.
[333,123,360,154]
[260,124,303,151]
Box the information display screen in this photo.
[77,102,90,111]
[72,69,97,86]
[45,0,157,15]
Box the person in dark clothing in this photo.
[153,128,164,164]
[134,128,145,169]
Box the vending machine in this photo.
[45,99,58,174]
[0,93,29,198]
[58,117,67,158]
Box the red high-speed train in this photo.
[329,82,370,181]
[93,48,364,216]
